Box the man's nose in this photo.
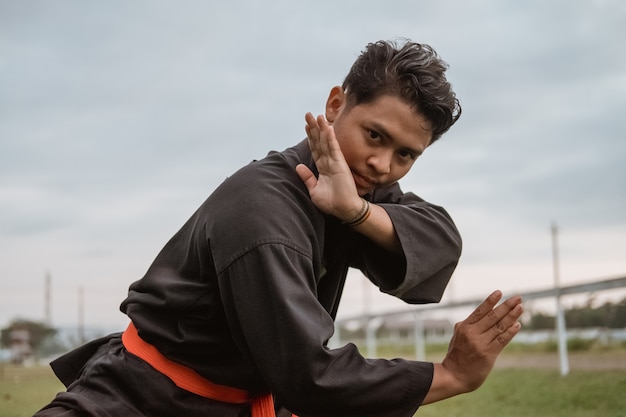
[368,151,392,175]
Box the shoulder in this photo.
[198,142,323,268]
[209,142,314,222]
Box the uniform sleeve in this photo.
[217,242,433,417]
[358,186,462,304]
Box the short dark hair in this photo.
[342,40,461,144]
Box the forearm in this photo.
[421,363,467,405]
[350,201,402,254]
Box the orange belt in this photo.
[122,322,290,417]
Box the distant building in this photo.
[9,328,33,364]
[336,315,453,345]
[380,316,453,344]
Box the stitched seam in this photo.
[216,238,312,276]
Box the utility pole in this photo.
[44,271,52,325]
[78,286,85,345]
[363,276,377,357]
[551,222,569,376]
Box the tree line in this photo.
[526,296,626,330]
[2,296,625,361]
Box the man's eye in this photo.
[398,150,418,161]
[368,130,381,141]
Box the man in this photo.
[35,39,523,417]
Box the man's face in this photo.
[325,88,432,196]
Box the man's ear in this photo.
[325,86,346,123]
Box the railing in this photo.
[333,275,626,373]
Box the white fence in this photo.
[332,275,626,374]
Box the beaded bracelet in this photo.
[343,198,371,227]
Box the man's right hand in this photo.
[423,290,523,404]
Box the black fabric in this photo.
[50,333,122,388]
[40,140,462,417]
[34,336,252,417]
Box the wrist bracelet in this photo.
[343,199,371,227]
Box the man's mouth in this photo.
[352,171,375,190]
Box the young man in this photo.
[35,40,523,417]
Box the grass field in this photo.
[0,364,64,417]
[2,352,626,417]
[418,368,626,417]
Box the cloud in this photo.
[1,0,625,327]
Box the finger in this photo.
[305,113,320,141]
[323,124,342,157]
[489,302,523,338]
[491,320,522,351]
[316,115,332,157]
[305,113,321,159]
[314,114,343,159]
[295,163,317,193]
[305,124,316,150]
[305,112,318,131]
[464,290,502,325]
[477,295,523,334]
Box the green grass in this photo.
[1,360,625,417]
[417,368,626,417]
[0,364,64,417]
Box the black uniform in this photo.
[36,140,462,417]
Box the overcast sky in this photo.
[1,0,625,331]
